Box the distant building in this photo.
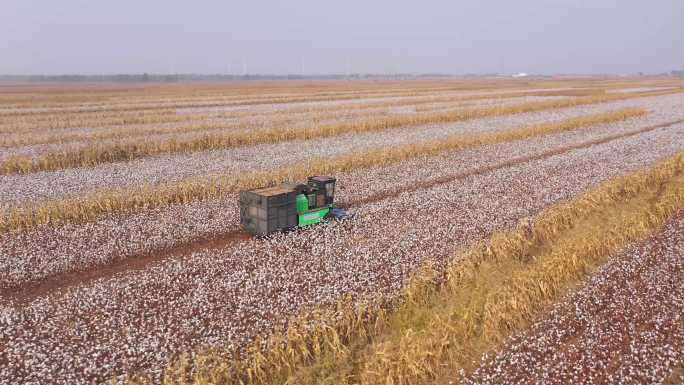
[512,72,528,78]
[672,70,684,77]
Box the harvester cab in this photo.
[239,175,348,236]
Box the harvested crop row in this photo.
[461,209,684,385]
[2,92,681,214]
[173,151,684,385]
[0,87,436,113]
[0,88,465,137]
[0,97,568,181]
[238,87,596,115]
[0,81,495,109]
[0,93,544,151]
[3,88,674,175]
[0,91,388,134]
[0,94,612,209]
[0,94,599,174]
[0,79,586,111]
[0,93,563,160]
[1,78,679,110]
[3,116,683,291]
[0,107,647,232]
[0,109,198,136]
[0,84,521,117]
[1,121,682,385]
[0,88,593,136]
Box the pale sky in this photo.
[1,0,682,75]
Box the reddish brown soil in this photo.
[1,230,252,305]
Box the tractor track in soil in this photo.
[3,117,684,305]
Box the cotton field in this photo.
[1,79,683,385]
[462,210,684,385]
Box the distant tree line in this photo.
[1,71,683,83]
[0,73,458,83]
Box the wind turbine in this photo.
[346,56,351,79]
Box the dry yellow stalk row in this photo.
[0,81,560,110]
[0,108,645,234]
[2,78,682,114]
[1,92,483,147]
[150,149,684,385]
[0,88,603,152]
[0,111,313,148]
[0,109,194,134]
[0,85,521,117]
[0,88,595,137]
[0,82,486,108]
[2,87,669,175]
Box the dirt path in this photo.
[1,230,252,305]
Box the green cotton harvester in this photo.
[239,176,350,236]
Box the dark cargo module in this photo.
[239,176,344,235]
